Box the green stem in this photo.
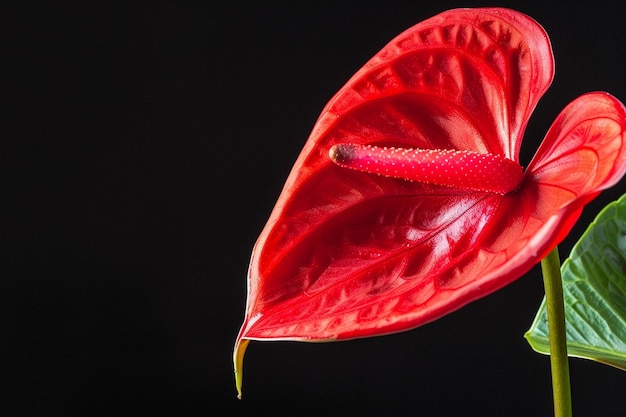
[541,246,572,417]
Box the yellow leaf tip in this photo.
[233,338,250,400]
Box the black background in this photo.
[6,1,626,416]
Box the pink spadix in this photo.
[329,143,524,194]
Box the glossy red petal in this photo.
[233,8,604,398]
[237,7,552,343]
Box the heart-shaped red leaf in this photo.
[240,7,554,339]
[234,8,626,398]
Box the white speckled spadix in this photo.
[329,143,524,194]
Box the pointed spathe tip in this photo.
[233,338,250,399]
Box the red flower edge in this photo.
[233,8,626,398]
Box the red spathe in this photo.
[234,7,626,398]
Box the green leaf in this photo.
[525,193,626,370]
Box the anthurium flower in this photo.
[234,7,626,397]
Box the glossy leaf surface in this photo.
[526,193,626,370]
[234,7,626,397]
